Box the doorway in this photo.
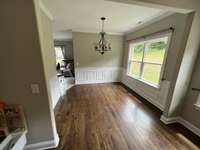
[54,39,75,95]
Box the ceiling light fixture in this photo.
[94,17,111,55]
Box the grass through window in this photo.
[128,37,169,86]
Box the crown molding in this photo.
[106,0,194,14]
[39,0,54,20]
[72,29,124,35]
[72,11,174,36]
[125,11,175,35]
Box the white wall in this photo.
[73,32,124,84]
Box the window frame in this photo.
[126,32,172,88]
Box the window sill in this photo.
[126,74,160,90]
[194,104,200,111]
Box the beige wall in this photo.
[36,3,61,109]
[72,32,124,84]
[181,50,200,128]
[124,13,190,81]
[112,0,200,132]
[73,32,124,68]
[0,0,58,146]
[167,12,195,116]
[122,13,191,110]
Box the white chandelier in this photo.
[94,17,111,55]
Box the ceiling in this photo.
[53,30,72,41]
[42,0,170,36]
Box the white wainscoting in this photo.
[75,67,122,84]
[75,67,170,110]
[121,69,170,110]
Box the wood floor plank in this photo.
[53,83,200,150]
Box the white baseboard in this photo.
[179,118,200,137]
[160,115,179,124]
[24,133,59,150]
[160,115,200,137]
[121,79,165,111]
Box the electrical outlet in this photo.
[30,84,40,94]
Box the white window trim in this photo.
[126,31,172,89]
[194,104,200,111]
[193,92,200,111]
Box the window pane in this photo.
[145,39,168,63]
[55,46,64,59]
[142,64,161,85]
[131,44,144,61]
[55,46,65,66]
[129,62,141,77]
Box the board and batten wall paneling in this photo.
[73,32,124,84]
[75,67,122,84]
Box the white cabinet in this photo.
[0,131,27,150]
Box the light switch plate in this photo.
[30,84,40,94]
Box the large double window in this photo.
[127,34,170,87]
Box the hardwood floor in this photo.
[53,83,200,150]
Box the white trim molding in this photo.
[38,0,54,20]
[160,115,200,137]
[125,11,175,34]
[75,67,122,85]
[24,133,59,150]
[72,29,123,35]
[194,104,200,111]
[106,0,194,14]
[160,115,179,124]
